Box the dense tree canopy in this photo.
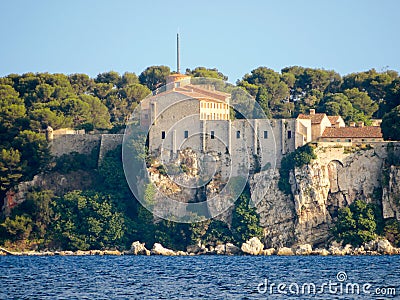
[185,67,228,81]
[237,67,292,118]
[331,199,382,247]
[381,105,400,141]
[139,65,170,90]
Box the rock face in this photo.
[382,166,400,221]
[251,143,400,249]
[2,170,95,215]
[241,237,264,255]
[225,243,241,255]
[251,169,296,248]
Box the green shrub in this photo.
[331,199,381,247]
[231,186,263,244]
[278,143,316,194]
[1,215,33,241]
[51,190,125,251]
[383,219,400,247]
[53,147,98,173]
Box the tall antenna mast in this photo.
[177,33,180,74]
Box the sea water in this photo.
[1,255,399,299]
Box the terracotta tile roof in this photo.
[297,113,327,124]
[321,126,383,138]
[328,116,340,124]
[181,85,230,101]
[146,84,230,103]
[173,84,230,102]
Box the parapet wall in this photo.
[98,134,124,163]
[50,134,124,164]
[51,135,102,157]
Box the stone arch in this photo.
[327,159,346,219]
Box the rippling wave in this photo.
[0,256,399,299]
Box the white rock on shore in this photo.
[151,243,176,256]
[312,248,330,256]
[294,244,313,255]
[277,247,294,256]
[260,248,275,255]
[214,244,225,255]
[130,241,150,255]
[377,239,394,255]
[241,237,264,255]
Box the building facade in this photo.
[140,74,384,168]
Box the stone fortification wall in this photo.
[98,134,124,163]
[50,134,102,157]
[50,134,123,164]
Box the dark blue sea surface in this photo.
[0,255,399,299]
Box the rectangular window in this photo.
[264,131,268,139]
[144,114,148,119]
[184,130,189,138]
[211,131,215,139]
[288,130,292,139]
[161,131,166,139]
[236,131,241,139]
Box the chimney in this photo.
[357,121,364,128]
[309,109,315,115]
[349,122,356,127]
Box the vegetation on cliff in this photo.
[331,199,382,247]
[331,199,400,248]
[0,145,262,251]
[381,105,400,141]
[278,143,317,195]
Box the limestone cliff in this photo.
[2,170,95,215]
[251,143,400,248]
[4,140,400,249]
[382,165,400,221]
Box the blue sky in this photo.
[0,0,399,83]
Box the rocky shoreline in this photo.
[1,237,399,257]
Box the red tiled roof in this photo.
[298,113,327,124]
[328,116,340,124]
[321,126,383,138]
[147,84,230,103]
[179,85,230,101]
